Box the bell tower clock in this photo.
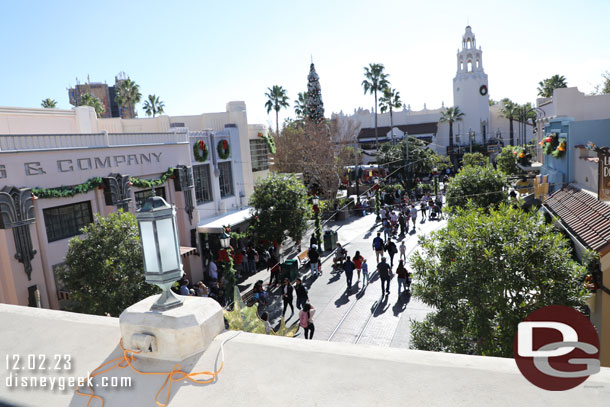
[452,26,490,143]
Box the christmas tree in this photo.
[306,62,325,124]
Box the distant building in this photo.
[68,73,136,119]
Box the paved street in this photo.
[248,211,446,348]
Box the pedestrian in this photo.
[385,238,397,268]
[179,279,190,296]
[410,204,418,230]
[247,245,258,275]
[196,281,209,297]
[377,257,392,295]
[260,311,273,334]
[420,200,427,221]
[398,212,406,236]
[353,250,363,281]
[268,252,280,288]
[281,278,294,317]
[295,278,308,310]
[308,244,321,276]
[310,233,318,249]
[380,206,386,221]
[208,259,218,282]
[361,259,370,286]
[399,241,407,262]
[299,303,316,340]
[383,218,392,241]
[234,249,244,278]
[343,255,355,290]
[372,232,384,263]
[396,260,409,295]
[333,242,346,271]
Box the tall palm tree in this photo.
[379,87,402,142]
[537,74,567,98]
[265,85,289,138]
[78,93,105,118]
[500,98,519,145]
[115,78,142,118]
[294,92,308,119]
[142,94,165,117]
[362,63,390,147]
[41,98,57,109]
[439,106,464,149]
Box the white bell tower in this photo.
[452,26,490,143]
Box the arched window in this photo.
[467,60,472,72]
[467,39,471,49]
[460,60,464,71]
[476,58,480,68]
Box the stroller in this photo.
[429,204,442,220]
[332,245,347,272]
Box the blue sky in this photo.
[1,0,609,129]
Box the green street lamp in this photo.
[219,229,231,249]
[374,177,381,222]
[136,196,184,311]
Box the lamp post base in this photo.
[151,283,184,311]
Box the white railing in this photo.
[0,131,189,152]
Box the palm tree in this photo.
[78,93,105,118]
[438,106,464,149]
[294,92,308,119]
[115,78,142,118]
[500,98,519,145]
[379,87,402,142]
[41,98,57,109]
[142,94,165,117]
[362,63,390,147]
[537,74,567,98]
[264,85,289,138]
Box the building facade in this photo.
[0,103,271,310]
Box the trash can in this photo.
[324,230,338,252]
[280,259,298,281]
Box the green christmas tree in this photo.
[306,62,325,124]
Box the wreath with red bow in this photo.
[217,139,230,159]
[193,140,209,162]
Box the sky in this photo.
[1,0,609,131]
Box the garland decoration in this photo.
[551,138,567,158]
[258,132,276,154]
[217,139,230,159]
[512,146,531,166]
[193,140,209,162]
[32,168,175,199]
[542,133,558,155]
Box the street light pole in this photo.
[374,177,381,222]
[469,128,473,154]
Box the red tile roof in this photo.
[544,184,610,253]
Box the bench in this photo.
[297,249,309,268]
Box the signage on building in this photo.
[487,144,502,153]
[597,147,610,201]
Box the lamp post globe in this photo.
[136,196,184,311]
[312,195,320,206]
[219,230,231,249]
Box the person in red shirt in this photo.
[395,260,411,296]
[353,250,363,281]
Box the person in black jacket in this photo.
[282,278,294,317]
[294,278,308,310]
[308,244,321,276]
[385,238,398,268]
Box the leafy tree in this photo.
[142,94,165,117]
[379,87,402,137]
[445,164,508,210]
[294,91,308,119]
[410,204,589,357]
[496,145,522,176]
[362,63,390,147]
[488,99,498,106]
[431,153,452,173]
[115,77,142,118]
[57,211,159,316]
[377,138,434,181]
[591,71,610,95]
[41,98,57,108]
[78,93,105,118]
[461,152,489,167]
[537,74,568,98]
[249,174,311,252]
[265,85,290,139]
[306,63,325,124]
[499,99,518,146]
[439,106,464,149]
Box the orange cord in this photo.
[75,338,225,407]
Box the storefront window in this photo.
[43,201,93,242]
[219,161,234,198]
[134,187,166,210]
[193,164,212,204]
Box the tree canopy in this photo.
[461,152,489,167]
[376,137,435,181]
[409,204,589,357]
[115,78,142,118]
[143,94,165,117]
[41,98,57,108]
[445,164,508,210]
[265,85,290,138]
[77,93,105,118]
[496,145,523,176]
[57,211,159,316]
[537,74,568,98]
[249,173,311,250]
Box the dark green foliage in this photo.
[130,168,174,188]
[445,165,508,210]
[306,63,325,124]
[32,177,103,199]
[249,174,311,250]
[58,211,159,316]
[461,152,489,167]
[496,146,522,176]
[410,204,589,357]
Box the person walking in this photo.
[372,232,384,263]
[281,278,294,317]
[399,240,407,262]
[299,303,316,340]
[361,259,370,286]
[410,204,418,231]
[295,278,308,310]
[383,218,392,241]
[308,244,320,277]
[396,260,409,295]
[377,257,392,296]
[246,245,258,275]
[398,212,407,236]
[353,250,363,281]
[420,200,427,221]
[268,252,280,288]
[343,256,355,291]
[309,233,318,249]
[385,238,397,268]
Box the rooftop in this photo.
[0,303,608,407]
[357,122,438,142]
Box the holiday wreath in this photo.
[217,139,230,159]
[193,140,209,162]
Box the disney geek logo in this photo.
[514,305,600,390]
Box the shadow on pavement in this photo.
[392,291,412,316]
[373,295,390,316]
